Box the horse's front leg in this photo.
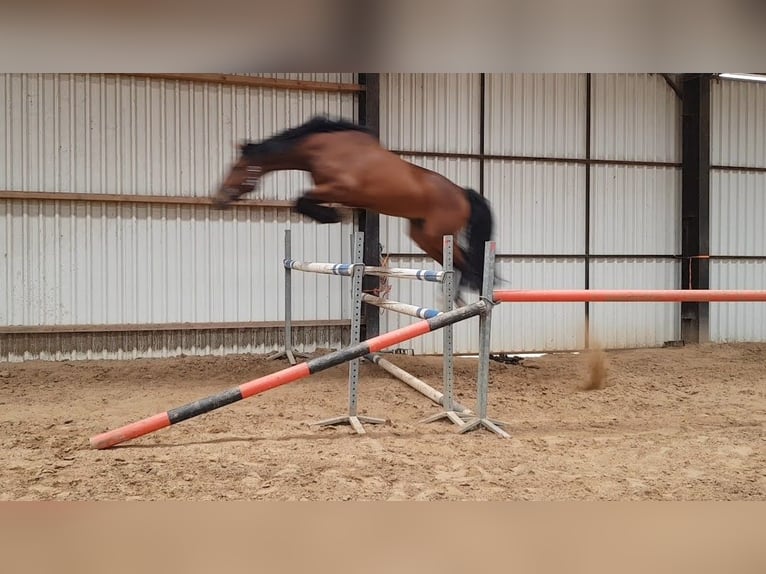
[293,191,342,224]
[292,181,353,224]
[409,219,473,305]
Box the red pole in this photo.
[493,289,766,303]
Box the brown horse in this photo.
[213,116,495,296]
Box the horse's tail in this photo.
[460,188,495,292]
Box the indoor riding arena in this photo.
[1,73,764,501]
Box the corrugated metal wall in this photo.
[7,73,734,360]
[0,73,358,361]
[377,74,481,353]
[0,74,358,197]
[377,73,681,354]
[483,75,588,352]
[589,73,682,348]
[710,77,766,342]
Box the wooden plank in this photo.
[0,190,292,207]
[711,164,766,173]
[0,190,353,210]
[391,149,682,168]
[116,73,365,93]
[0,319,351,335]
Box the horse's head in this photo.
[213,143,262,209]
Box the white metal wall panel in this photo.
[591,74,681,163]
[710,261,766,342]
[588,74,681,349]
[484,74,587,158]
[589,259,681,348]
[0,201,354,326]
[0,73,360,360]
[490,258,586,353]
[378,73,685,353]
[709,169,766,342]
[711,170,766,256]
[481,74,588,353]
[484,160,585,254]
[378,73,589,353]
[379,73,480,154]
[590,165,681,254]
[709,78,766,342]
[0,73,357,199]
[711,78,766,168]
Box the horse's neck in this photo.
[259,149,310,174]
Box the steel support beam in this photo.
[359,73,381,339]
[681,74,711,343]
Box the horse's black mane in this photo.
[243,116,376,157]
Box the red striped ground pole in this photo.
[493,289,766,303]
[89,300,486,449]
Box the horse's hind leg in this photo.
[408,220,444,265]
[294,195,341,224]
[409,221,472,303]
[412,219,475,284]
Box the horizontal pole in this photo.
[117,73,366,93]
[0,189,292,207]
[361,294,442,320]
[89,299,486,449]
[284,260,444,282]
[493,289,766,303]
[391,149,682,169]
[711,164,766,174]
[0,190,352,211]
[0,319,350,335]
[365,354,471,415]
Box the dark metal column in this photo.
[681,74,711,343]
[584,73,592,348]
[358,73,381,339]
